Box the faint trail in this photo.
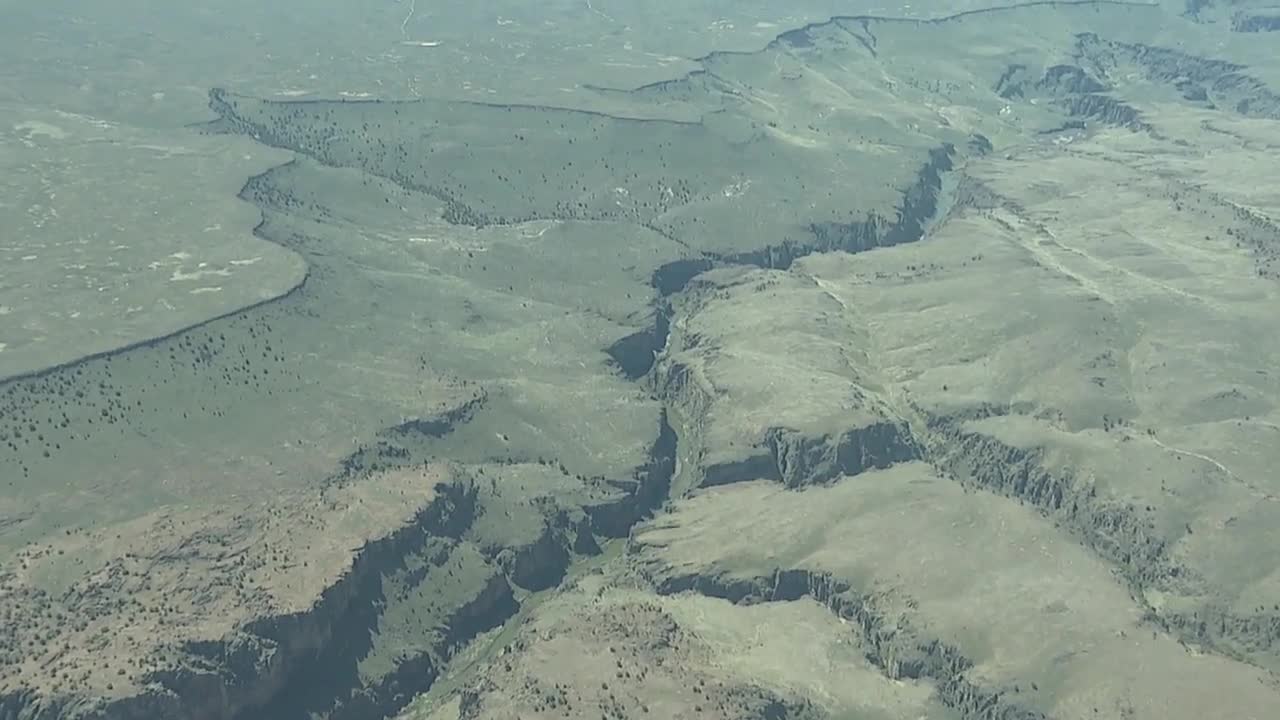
[392,0,423,97]
[809,274,917,434]
[585,0,614,23]
[400,0,417,37]
[1142,432,1277,502]
[1148,436,1231,477]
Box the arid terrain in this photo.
[2,1,1279,719]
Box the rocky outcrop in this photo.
[766,422,922,488]
[497,520,573,592]
[702,451,782,488]
[583,411,678,535]
[640,140,965,303]
[1054,93,1154,132]
[650,141,964,495]
[1232,12,1280,32]
[994,61,1154,133]
[650,259,716,298]
[0,483,477,720]
[922,416,1178,588]
[747,142,963,271]
[234,411,679,720]
[604,303,671,380]
[1074,32,1280,118]
[0,399,683,720]
[326,567,517,720]
[920,409,1280,672]
[691,421,923,489]
[382,392,488,441]
[648,567,1047,720]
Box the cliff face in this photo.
[923,412,1280,669]
[1073,31,1280,119]
[647,567,1048,720]
[216,483,479,720]
[0,402,680,720]
[766,422,922,488]
[1232,12,1280,32]
[224,415,680,720]
[0,482,476,720]
[653,140,968,496]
